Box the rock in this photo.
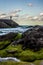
[40,61,43,65]
[0,32,18,41]
[0,19,19,28]
[11,38,24,46]
[22,25,43,51]
[6,50,17,54]
[12,25,43,51]
[30,63,35,65]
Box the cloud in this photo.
[21,14,30,19]
[0,11,4,15]
[0,12,7,18]
[0,10,43,24]
[15,12,43,25]
[0,9,22,18]
[22,15,38,21]
[9,9,22,14]
[38,12,43,21]
[38,16,43,21]
[40,12,43,16]
[0,15,6,18]
[32,16,38,20]
[27,3,33,7]
[8,9,22,17]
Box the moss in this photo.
[0,60,43,65]
[0,44,43,61]
[6,45,43,62]
[0,61,30,65]
[0,41,10,50]
[0,50,7,57]
[33,60,43,65]
[7,44,22,52]
[0,36,43,62]
[19,50,36,62]
[14,33,22,40]
[5,45,23,57]
[0,33,22,50]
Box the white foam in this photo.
[0,57,20,62]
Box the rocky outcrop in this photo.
[0,32,18,41]
[0,32,22,50]
[0,19,19,28]
[22,26,43,51]
[12,25,43,51]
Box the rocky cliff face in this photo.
[0,19,19,28]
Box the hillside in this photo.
[0,19,19,28]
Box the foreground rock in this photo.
[22,25,43,51]
[0,32,18,49]
[0,33,22,50]
[0,19,19,28]
[0,32,18,41]
[12,25,43,51]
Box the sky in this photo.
[0,0,43,25]
[0,0,43,15]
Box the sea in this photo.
[0,25,33,35]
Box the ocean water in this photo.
[0,26,33,35]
